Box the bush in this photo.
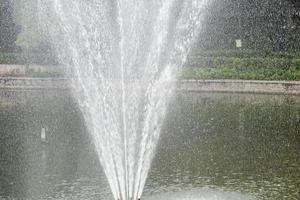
[180,67,300,81]
[0,52,58,65]
[184,51,300,80]
[190,49,300,59]
[291,59,300,70]
[187,56,296,69]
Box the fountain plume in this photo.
[18,0,209,199]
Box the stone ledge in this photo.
[0,77,69,90]
[0,78,300,95]
[178,79,300,95]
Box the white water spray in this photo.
[21,0,209,199]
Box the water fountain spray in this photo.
[20,0,209,199]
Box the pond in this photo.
[0,90,299,200]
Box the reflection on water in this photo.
[0,90,299,200]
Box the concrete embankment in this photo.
[0,77,68,90]
[0,77,300,95]
[0,64,64,76]
[178,79,300,95]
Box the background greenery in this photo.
[0,52,57,65]
[1,50,300,80]
[181,50,300,80]
[0,0,300,79]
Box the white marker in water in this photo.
[41,128,46,143]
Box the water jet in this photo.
[18,0,209,199]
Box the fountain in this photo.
[18,0,209,199]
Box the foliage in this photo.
[0,52,58,65]
[24,69,64,77]
[182,55,300,80]
[11,0,46,51]
[191,49,300,59]
[0,52,63,77]
[0,0,19,52]
[199,0,300,51]
[0,68,64,78]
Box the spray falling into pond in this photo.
[33,0,209,199]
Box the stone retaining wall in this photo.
[0,77,68,90]
[0,78,300,95]
[178,80,300,95]
[0,65,64,76]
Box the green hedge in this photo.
[191,49,300,59]
[0,53,19,64]
[25,69,64,77]
[2,51,300,80]
[187,56,300,69]
[0,52,58,65]
[182,61,300,81]
[182,55,300,80]
[0,68,65,78]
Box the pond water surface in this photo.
[0,90,299,200]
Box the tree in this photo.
[196,0,299,52]
[291,0,300,25]
[0,0,19,52]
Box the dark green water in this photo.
[0,90,299,200]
